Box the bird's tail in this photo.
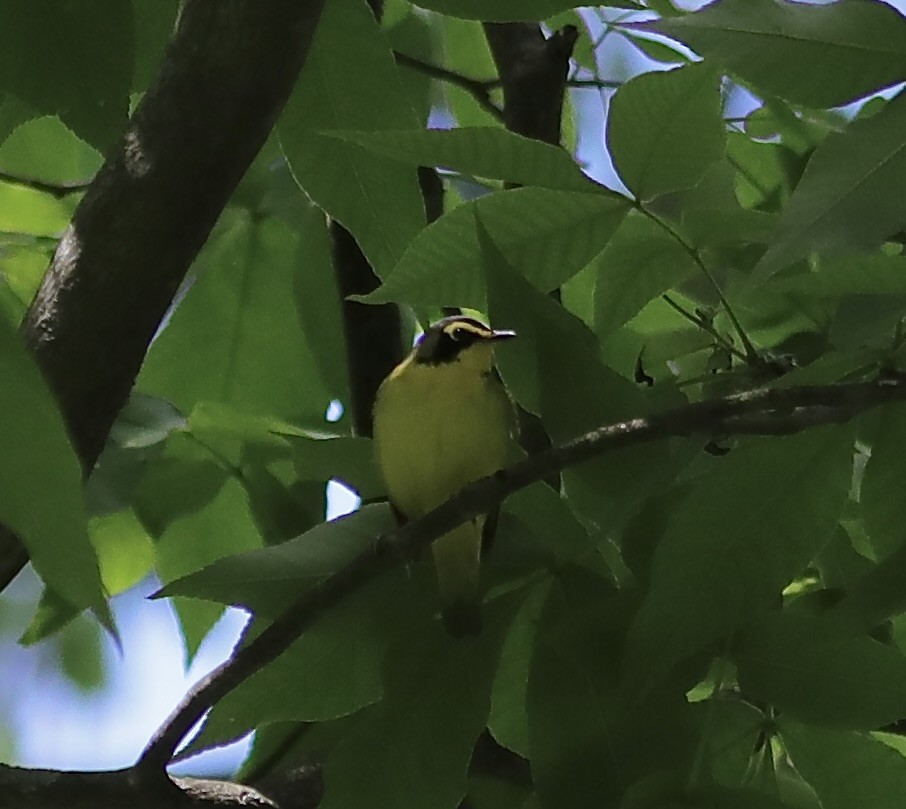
[431,521,483,637]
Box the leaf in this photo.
[319,609,512,809]
[410,0,582,21]
[182,565,434,756]
[487,580,550,756]
[734,611,906,730]
[527,573,696,809]
[625,426,854,693]
[781,721,906,809]
[364,186,628,310]
[481,218,674,530]
[751,94,906,283]
[277,0,423,277]
[635,0,906,107]
[281,433,384,500]
[155,478,263,660]
[0,115,101,187]
[159,504,396,618]
[861,404,906,559]
[138,211,331,424]
[0,1,133,152]
[326,127,595,192]
[592,211,698,336]
[772,255,906,298]
[608,61,724,200]
[0,313,105,613]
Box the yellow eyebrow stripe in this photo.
[442,321,494,339]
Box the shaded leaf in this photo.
[626,426,853,692]
[593,211,698,336]
[781,721,906,809]
[138,212,331,424]
[159,504,395,618]
[735,611,906,729]
[363,187,629,309]
[636,0,906,107]
[0,1,132,151]
[608,61,724,199]
[0,314,105,613]
[278,0,423,277]
[411,0,582,22]
[326,127,595,191]
[752,93,906,283]
[183,565,434,755]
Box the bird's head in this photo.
[413,316,516,370]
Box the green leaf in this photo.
[326,127,595,192]
[772,255,906,298]
[183,565,434,756]
[138,211,331,424]
[319,609,511,809]
[527,574,696,809]
[608,61,724,200]
[0,1,133,151]
[734,611,906,729]
[0,180,74,236]
[781,721,906,809]
[410,0,582,21]
[626,426,854,692]
[861,404,906,559]
[280,433,384,500]
[593,211,698,336]
[0,115,101,187]
[292,200,350,403]
[365,187,628,309]
[482,219,673,530]
[0,314,105,613]
[155,478,263,660]
[752,94,906,283]
[636,0,906,107]
[159,504,395,618]
[488,580,550,756]
[277,0,423,277]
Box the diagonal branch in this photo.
[139,375,906,771]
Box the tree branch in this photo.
[139,376,906,771]
[0,0,327,594]
[0,763,291,808]
[483,23,578,146]
[393,51,504,122]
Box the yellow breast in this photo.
[372,353,512,519]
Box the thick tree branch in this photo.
[483,22,578,146]
[0,0,327,593]
[140,376,906,771]
[0,764,289,808]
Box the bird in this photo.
[372,315,516,636]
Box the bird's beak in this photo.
[490,329,517,342]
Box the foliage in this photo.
[2,0,906,807]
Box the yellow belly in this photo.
[372,359,511,519]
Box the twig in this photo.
[636,203,762,365]
[661,293,748,364]
[0,170,92,198]
[138,375,906,771]
[566,77,623,89]
[392,51,504,122]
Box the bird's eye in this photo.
[449,328,464,341]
